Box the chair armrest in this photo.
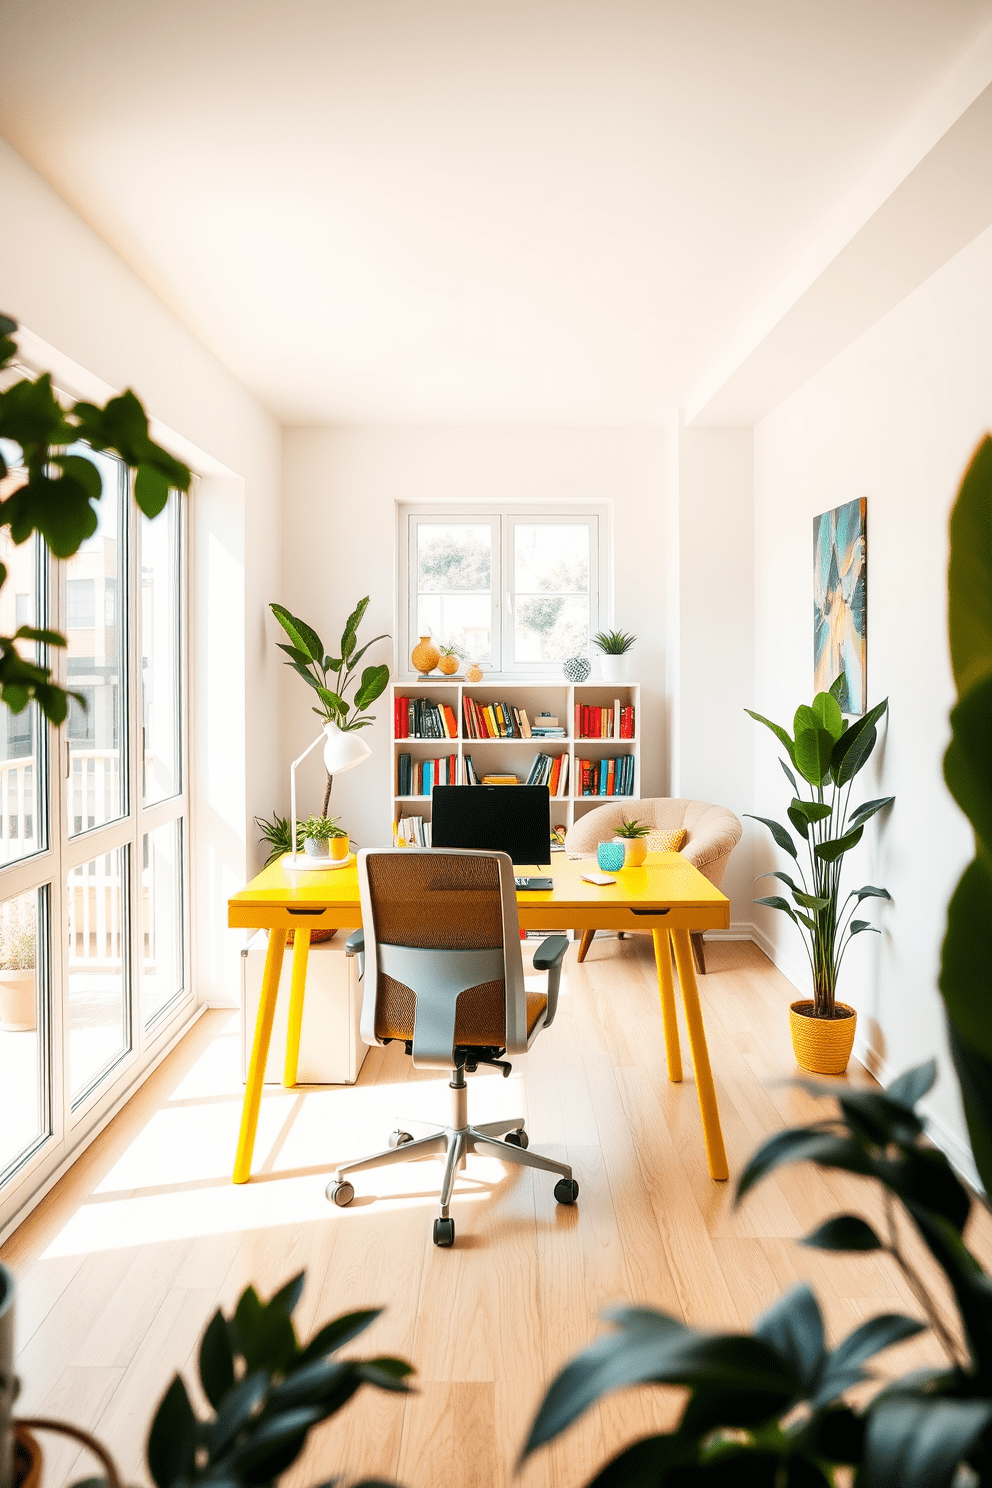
[533,935,569,1029]
[532,935,568,971]
[344,930,365,955]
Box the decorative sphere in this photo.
[562,655,591,682]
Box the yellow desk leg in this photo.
[670,929,729,1181]
[652,929,683,1083]
[233,927,287,1184]
[284,928,311,1087]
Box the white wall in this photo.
[0,137,283,1007]
[279,427,667,848]
[672,423,755,927]
[753,226,992,1174]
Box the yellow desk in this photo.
[228,851,731,1185]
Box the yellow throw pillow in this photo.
[645,827,686,853]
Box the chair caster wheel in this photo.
[554,1178,579,1205]
[389,1130,414,1149]
[504,1129,529,1148]
[433,1217,455,1247]
[328,1180,354,1207]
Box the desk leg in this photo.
[670,929,729,1182]
[284,929,311,1087]
[233,927,287,1184]
[652,930,683,1083]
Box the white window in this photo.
[400,506,608,676]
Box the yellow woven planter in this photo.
[789,1000,857,1075]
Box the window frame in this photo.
[400,503,610,679]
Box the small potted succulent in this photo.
[613,818,650,867]
[437,643,461,676]
[301,814,350,861]
[0,896,36,1032]
[592,628,636,682]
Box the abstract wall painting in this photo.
[813,497,866,715]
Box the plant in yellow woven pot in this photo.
[746,676,894,1074]
[614,818,650,867]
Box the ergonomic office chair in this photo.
[327,847,578,1247]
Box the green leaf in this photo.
[354,664,389,710]
[947,434,992,700]
[147,1375,197,1488]
[199,1308,236,1410]
[811,690,845,741]
[314,685,347,718]
[945,1021,992,1225]
[779,757,800,792]
[14,627,66,647]
[340,596,370,660]
[133,465,170,518]
[582,1434,691,1488]
[277,642,316,669]
[346,633,390,672]
[791,798,833,824]
[849,795,895,828]
[754,895,800,923]
[744,814,798,860]
[862,1394,992,1488]
[802,1215,882,1252]
[847,918,878,935]
[752,1282,824,1393]
[227,1406,323,1475]
[296,1309,382,1366]
[829,672,848,705]
[815,1314,926,1409]
[270,604,322,664]
[794,725,835,785]
[814,824,864,862]
[205,1368,270,1457]
[945,677,992,858]
[793,890,830,911]
[830,697,888,785]
[231,1283,298,1374]
[744,708,796,766]
[269,1271,306,1317]
[736,1130,874,1203]
[886,1059,937,1109]
[849,884,892,905]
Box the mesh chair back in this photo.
[358,848,529,1057]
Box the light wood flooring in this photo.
[4,936,991,1488]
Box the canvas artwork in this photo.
[813,497,866,715]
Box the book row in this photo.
[575,755,636,796]
[574,701,635,739]
[396,753,458,796]
[394,696,458,739]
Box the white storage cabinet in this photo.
[241,930,367,1085]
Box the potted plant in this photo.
[437,643,461,676]
[0,897,36,1033]
[254,812,305,866]
[301,814,349,861]
[613,818,650,867]
[592,628,636,682]
[745,677,893,1074]
[270,598,390,819]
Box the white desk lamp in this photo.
[286,720,372,871]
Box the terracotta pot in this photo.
[411,635,440,675]
[789,1000,857,1075]
[616,837,647,867]
[465,662,483,682]
[13,1427,40,1488]
[0,971,35,1032]
[330,836,350,861]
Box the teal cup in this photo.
[597,841,625,873]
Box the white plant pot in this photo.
[0,969,35,1031]
[598,654,631,683]
[303,837,330,859]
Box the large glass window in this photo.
[140,491,182,804]
[0,530,45,866]
[68,846,128,1102]
[65,447,126,836]
[0,887,48,1183]
[403,506,605,675]
[142,820,184,1028]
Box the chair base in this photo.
[327,1068,575,1240]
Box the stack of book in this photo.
[395,816,431,846]
[462,699,545,738]
[525,753,569,795]
[481,773,520,785]
[394,696,459,739]
[397,753,458,795]
[531,713,567,739]
[575,700,635,739]
[575,755,636,796]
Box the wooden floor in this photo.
[4,936,992,1488]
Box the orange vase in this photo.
[411,635,440,675]
[465,662,483,682]
[438,654,458,675]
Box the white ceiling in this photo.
[2,0,991,425]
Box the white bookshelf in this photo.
[391,680,640,839]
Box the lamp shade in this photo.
[322,721,372,775]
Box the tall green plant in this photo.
[0,313,191,723]
[941,434,992,1197]
[746,677,893,1017]
[270,597,390,817]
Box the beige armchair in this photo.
[563,798,742,972]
